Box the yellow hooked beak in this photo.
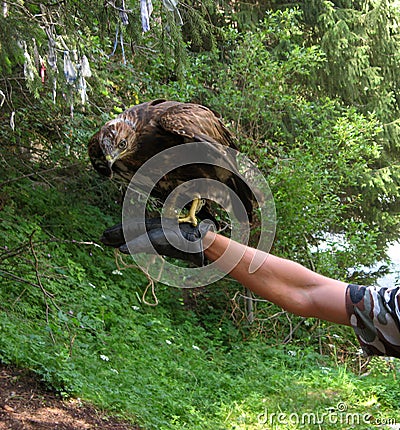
[105,154,115,172]
[104,155,118,181]
[105,149,127,164]
[105,149,128,178]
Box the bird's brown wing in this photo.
[88,131,111,177]
[158,103,238,149]
[157,103,258,222]
[87,100,259,222]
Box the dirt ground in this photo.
[0,364,140,429]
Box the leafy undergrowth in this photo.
[0,172,399,429]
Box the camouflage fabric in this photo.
[346,284,400,358]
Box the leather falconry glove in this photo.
[100,218,214,267]
[100,217,167,248]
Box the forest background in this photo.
[0,1,400,429]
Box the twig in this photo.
[235,293,272,303]
[0,163,81,187]
[0,242,33,262]
[29,230,57,343]
[114,250,160,306]
[303,233,316,272]
[0,237,103,262]
[0,269,43,290]
[104,0,133,13]
[1,230,100,354]
[20,159,55,189]
[283,317,305,344]
[0,77,26,82]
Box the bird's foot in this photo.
[178,213,198,227]
[178,196,204,227]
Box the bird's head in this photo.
[99,118,137,170]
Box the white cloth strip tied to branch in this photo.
[0,90,5,108]
[2,1,8,17]
[78,75,87,105]
[109,26,120,58]
[52,79,57,104]
[108,25,126,63]
[163,0,183,25]
[23,42,36,82]
[63,51,77,84]
[47,34,57,70]
[10,111,15,131]
[76,55,92,104]
[140,0,153,32]
[80,55,92,78]
[119,0,129,25]
[120,30,126,64]
[45,27,58,103]
[32,38,40,72]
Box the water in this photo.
[378,242,400,288]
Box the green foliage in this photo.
[155,9,389,279]
[0,177,399,428]
[0,134,398,428]
[302,0,400,234]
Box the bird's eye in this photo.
[118,139,127,150]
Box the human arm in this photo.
[203,231,350,326]
[101,221,350,326]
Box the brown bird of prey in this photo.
[88,99,257,226]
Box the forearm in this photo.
[203,231,350,325]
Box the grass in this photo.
[0,172,399,429]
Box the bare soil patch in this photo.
[0,364,140,429]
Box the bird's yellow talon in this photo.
[178,214,198,226]
[178,196,203,226]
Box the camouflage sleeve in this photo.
[346,284,400,358]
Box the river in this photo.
[378,242,400,288]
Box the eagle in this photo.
[88,99,257,226]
